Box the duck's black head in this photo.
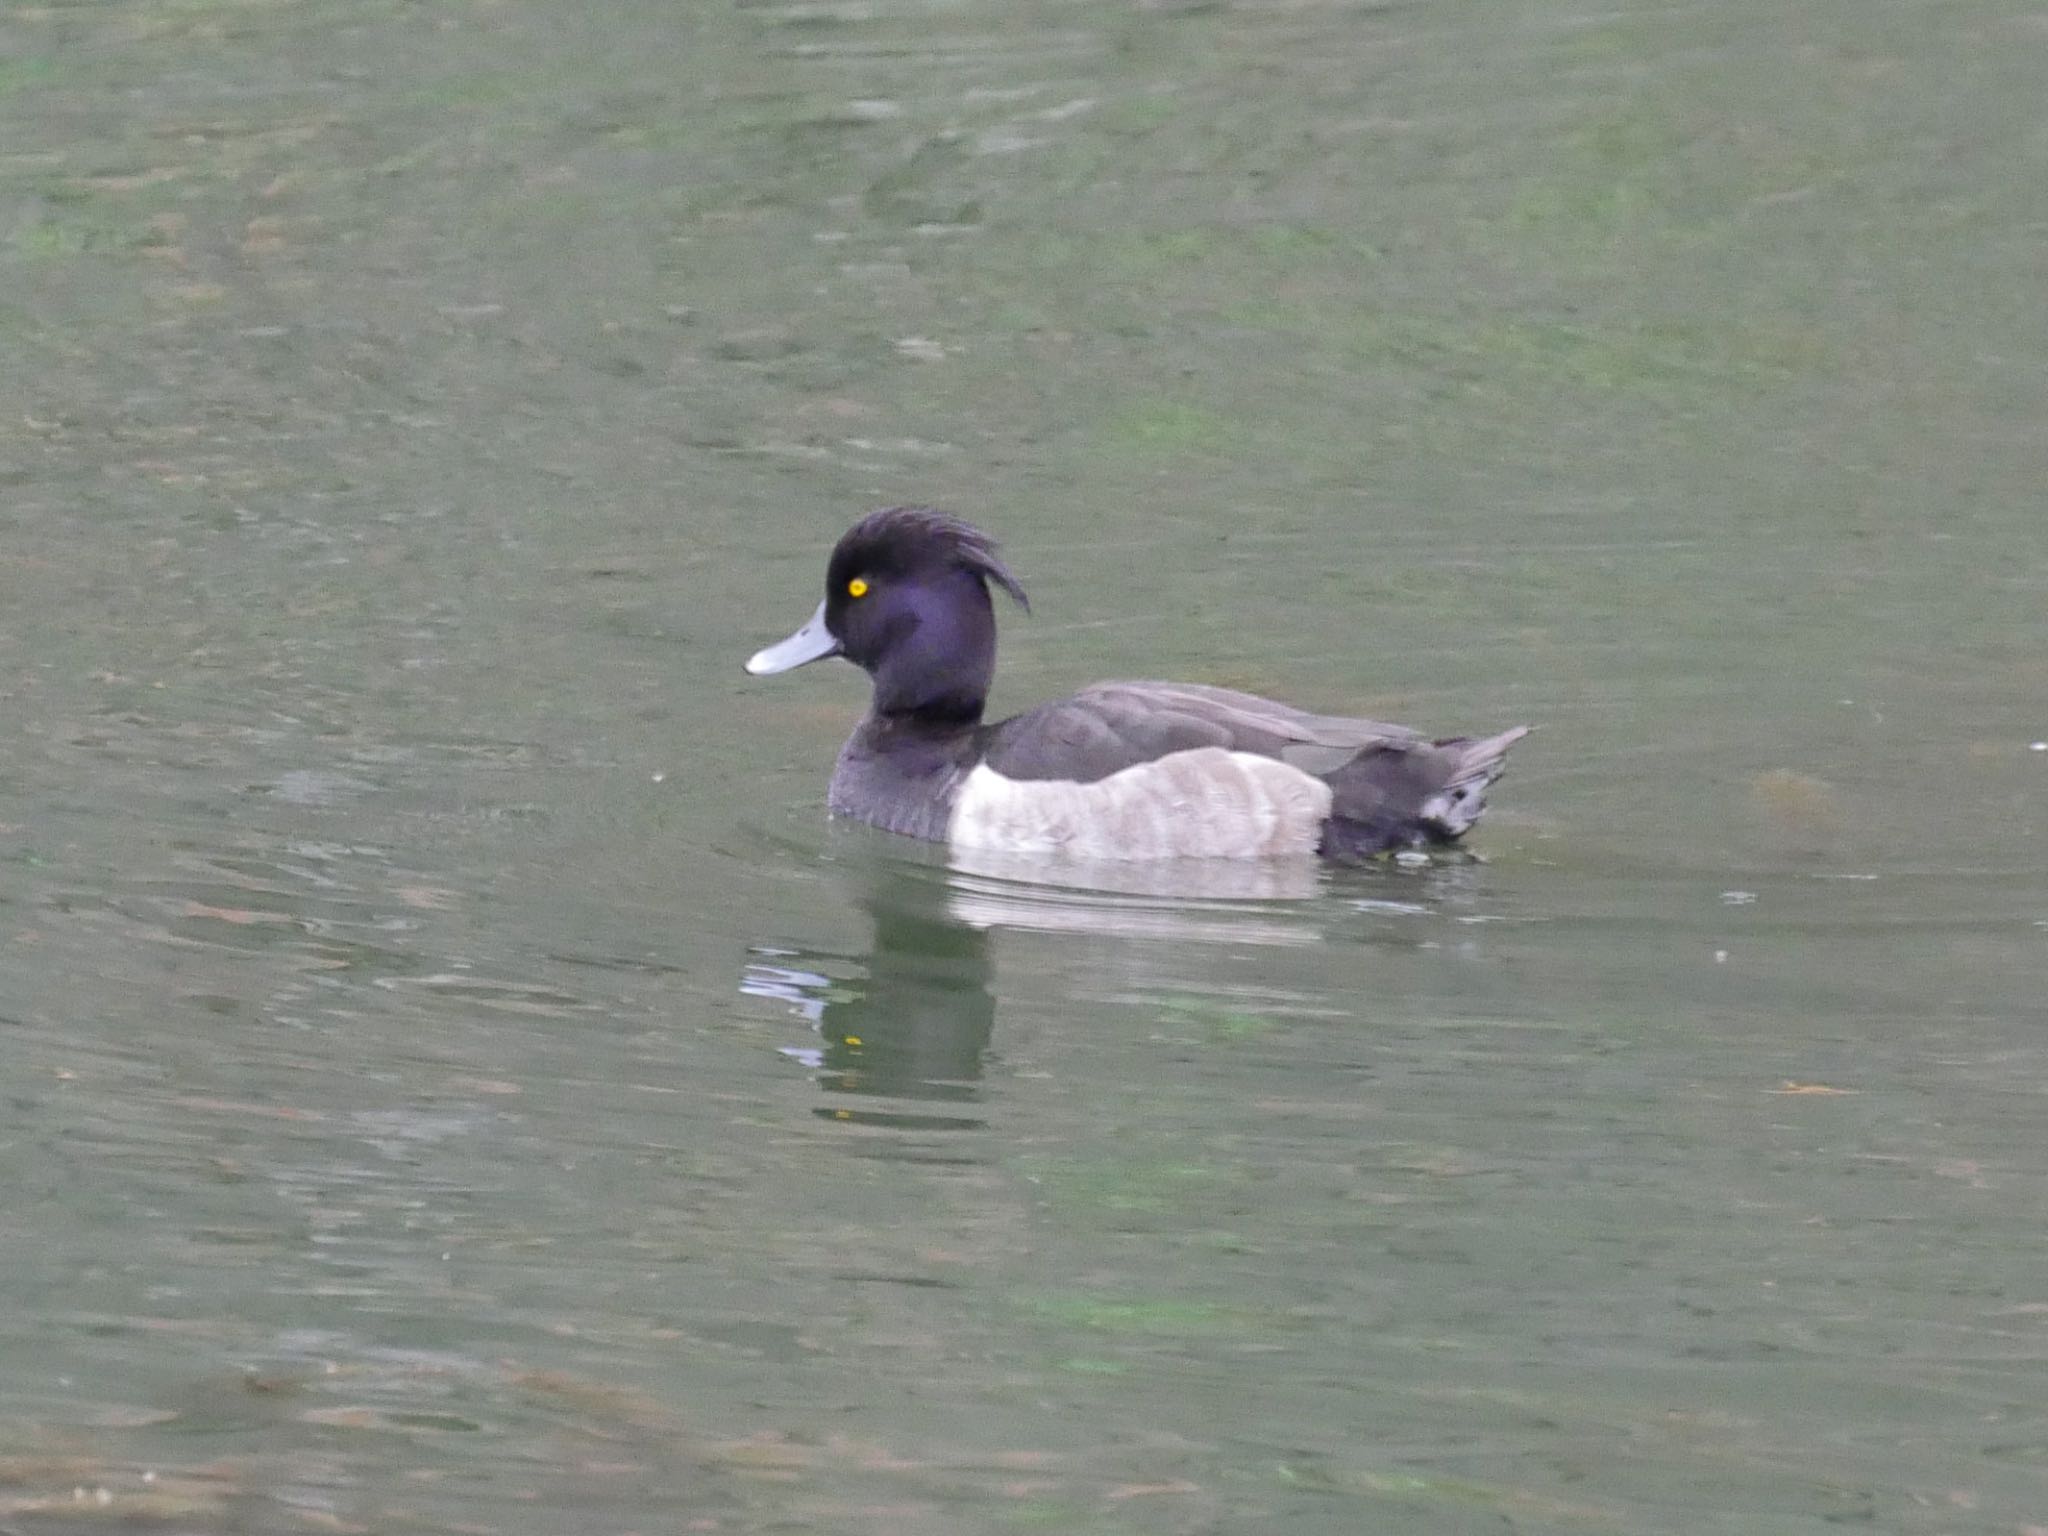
[746,507,1029,724]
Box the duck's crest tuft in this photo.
[839,506,1029,612]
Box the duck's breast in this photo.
[947,747,1332,860]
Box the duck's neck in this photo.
[868,573,996,726]
[874,694,985,729]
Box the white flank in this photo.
[947,748,1333,861]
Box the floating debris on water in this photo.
[1750,768,1837,848]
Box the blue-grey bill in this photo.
[745,600,841,675]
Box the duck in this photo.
[744,507,1531,862]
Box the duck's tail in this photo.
[1314,724,1533,861]
[1418,725,1533,842]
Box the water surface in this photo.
[3,0,2046,1530]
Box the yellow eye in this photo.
[847,577,869,598]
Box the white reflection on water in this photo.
[942,845,1326,946]
[740,953,837,1067]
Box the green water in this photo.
[3,0,2046,1530]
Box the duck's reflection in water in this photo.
[742,867,996,1132]
[739,842,1348,1132]
[941,845,1325,945]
